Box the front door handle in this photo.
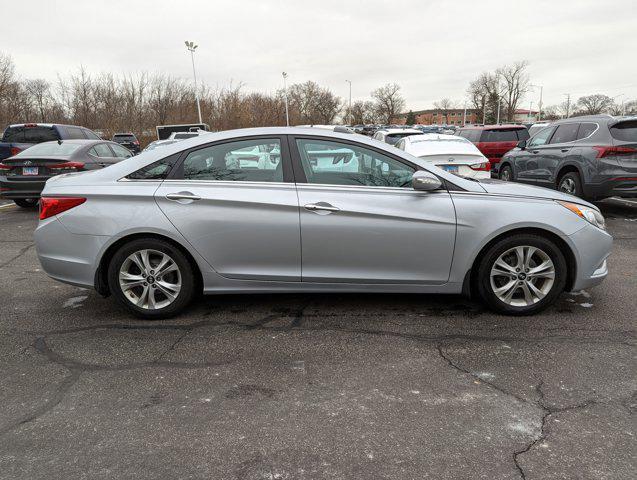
[531,150,540,154]
[561,148,569,153]
[166,192,201,201]
[304,202,340,213]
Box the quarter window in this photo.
[89,143,113,157]
[549,124,579,144]
[182,138,282,182]
[296,139,415,188]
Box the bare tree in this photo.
[575,94,615,115]
[496,61,530,122]
[371,83,406,124]
[467,72,499,124]
[284,81,341,125]
[433,98,456,124]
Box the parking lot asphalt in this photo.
[0,198,635,480]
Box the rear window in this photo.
[610,120,637,142]
[2,125,60,143]
[480,129,526,142]
[13,142,81,157]
[65,127,86,139]
[113,135,136,141]
[173,133,198,139]
[386,132,422,145]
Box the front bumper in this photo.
[567,223,613,291]
[0,175,48,199]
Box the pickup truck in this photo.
[0,123,101,161]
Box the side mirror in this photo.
[517,139,527,149]
[412,170,442,191]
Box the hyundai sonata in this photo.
[34,127,612,319]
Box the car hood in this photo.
[477,179,597,208]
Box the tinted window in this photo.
[174,133,198,139]
[89,144,114,157]
[113,135,136,141]
[528,126,556,147]
[576,122,597,140]
[182,139,282,182]
[126,155,178,180]
[83,129,100,140]
[66,127,86,139]
[110,144,133,158]
[2,125,60,143]
[296,139,415,188]
[549,124,579,144]
[610,120,637,142]
[517,129,530,141]
[481,129,521,142]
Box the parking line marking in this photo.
[0,203,17,210]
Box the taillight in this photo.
[133,140,140,145]
[39,197,86,220]
[9,147,22,157]
[593,146,637,158]
[48,161,85,171]
[470,161,491,171]
[0,162,11,170]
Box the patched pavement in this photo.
[0,199,635,479]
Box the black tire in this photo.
[557,172,583,197]
[476,234,567,315]
[107,238,196,319]
[499,165,513,182]
[14,198,39,208]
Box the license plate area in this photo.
[23,167,39,176]
[441,165,458,173]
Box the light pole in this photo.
[345,80,352,125]
[462,100,467,125]
[282,72,289,127]
[530,84,543,121]
[184,41,202,124]
[563,93,571,118]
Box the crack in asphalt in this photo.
[0,243,35,269]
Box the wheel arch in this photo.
[463,227,577,297]
[94,232,204,297]
[555,163,582,186]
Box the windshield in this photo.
[13,141,82,157]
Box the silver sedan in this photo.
[34,127,612,319]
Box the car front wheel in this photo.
[476,234,567,315]
[107,238,196,319]
[499,165,513,182]
[558,172,583,197]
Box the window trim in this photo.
[169,135,294,183]
[575,122,600,142]
[547,123,581,146]
[287,134,426,188]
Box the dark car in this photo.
[112,132,141,154]
[498,115,637,200]
[455,124,530,176]
[0,139,132,208]
[0,123,101,161]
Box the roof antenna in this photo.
[57,139,62,145]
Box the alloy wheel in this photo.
[118,249,182,310]
[500,169,511,182]
[559,177,576,194]
[489,246,555,307]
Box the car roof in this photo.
[459,124,526,131]
[379,128,422,134]
[6,123,90,129]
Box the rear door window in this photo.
[2,125,60,143]
[549,124,579,144]
[610,120,637,142]
[576,122,597,140]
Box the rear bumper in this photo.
[583,177,637,199]
[0,175,48,199]
[34,216,108,289]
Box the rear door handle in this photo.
[531,150,540,154]
[304,202,340,213]
[561,148,569,153]
[166,192,201,201]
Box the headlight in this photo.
[557,201,606,230]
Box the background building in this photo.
[392,108,480,125]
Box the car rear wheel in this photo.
[14,198,39,208]
[476,234,567,315]
[558,172,583,197]
[107,238,196,319]
[499,165,513,182]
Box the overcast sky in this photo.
[3,0,636,110]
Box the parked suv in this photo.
[112,132,141,155]
[455,125,529,176]
[499,115,637,200]
[0,123,101,161]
